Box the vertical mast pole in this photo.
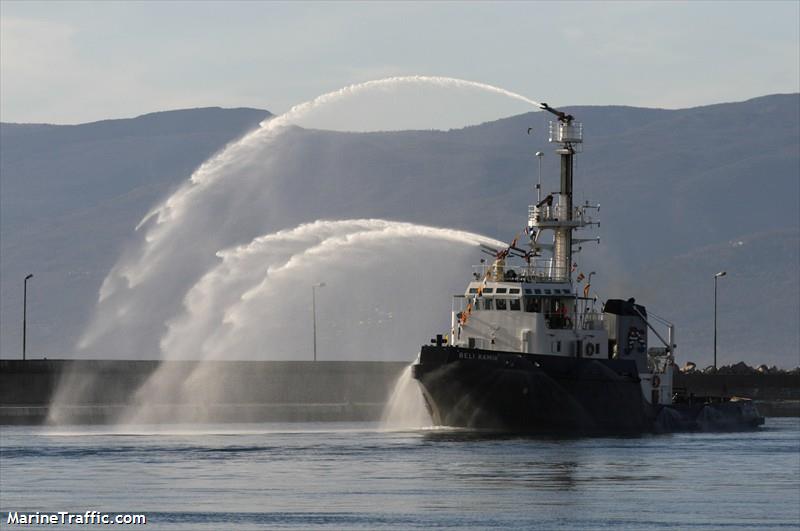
[559,148,574,281]
[535,151,544,203]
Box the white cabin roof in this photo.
[466,281,573,297]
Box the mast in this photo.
[540,103,583,282]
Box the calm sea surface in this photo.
[1,418,799,530]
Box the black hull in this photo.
[412,346,764,434]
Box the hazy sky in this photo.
[1,1,798,124]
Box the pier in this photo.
[0,359,408,424]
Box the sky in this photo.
[1,0,798,124]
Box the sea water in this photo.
[1,419,798,530]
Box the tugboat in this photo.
[412,104,764,433]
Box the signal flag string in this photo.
[458,230,523,330]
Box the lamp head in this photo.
[25,274,33,280]
[715,271,727,278]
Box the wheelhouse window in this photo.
[483,299,493,310]
[496,288,508,294]
[510,288,520,294]
[495,299,507,310]
[468,288,478,294]
[524,296,540,313]
[483,288,494,294]
[509,298,521,311]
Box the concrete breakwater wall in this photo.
[0,359,409,424]
[672,372,800,417]
[1,360,798,424]
[672,372,800,400]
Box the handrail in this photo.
[471,263,571,284]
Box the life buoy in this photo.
[585,343,595,356]
[652,375,661,388]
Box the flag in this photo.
[583,283,591,298]
[571,262,577,272]
[576,272,585,282]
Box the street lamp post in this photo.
[312,282,326,361]
[713,271,726,371]
[23,273,33,361]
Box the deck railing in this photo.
[529,202,597,226]
[471,262,570,283]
